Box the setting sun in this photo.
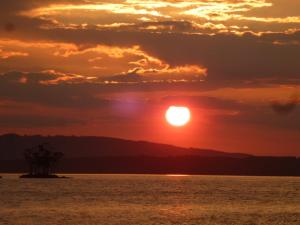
[165,106,191,127]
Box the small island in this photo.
[20,143,67,178]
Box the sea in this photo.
[0,174,299,225]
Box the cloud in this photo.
[8,27,298,83]
[0,71,110,108]
[0,114,84,128]
[0,49,28,59]
[0,39,208,82]
[4,22,16,32]
[1,29,300,85]
[271,95,299,115]
[10,0,300,33]
[0,70,88,84]
[161,95,245,110]
[0,0,299,86]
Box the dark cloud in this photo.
[0,114,84,128]
[0,71,112,108]
[106,72,143,83]
[222,106,300,131]
[3,23,16,32]
[271,95,299,115]
[0,0,87,39]
[0,71,183,109]
[0,0,85,13]
[98,20,223,33]
[16,28,298,83]
[161,95,246,111]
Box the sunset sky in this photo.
[0,0,299,156]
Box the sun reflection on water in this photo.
[166,174,190,177]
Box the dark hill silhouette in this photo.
[1,134,299,176]
[0,134,250,160]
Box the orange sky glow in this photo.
[0,0,299,156]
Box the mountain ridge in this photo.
[0,133,251,160]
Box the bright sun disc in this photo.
[165,106,190,127]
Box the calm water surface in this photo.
[0,174,299,225]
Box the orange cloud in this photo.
[23,3,164,18]
[0,38,207,83]
[0,49,28,59]
[127,59,207,81]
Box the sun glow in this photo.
[165,106,191,127]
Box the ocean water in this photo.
[0,174,299,225]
